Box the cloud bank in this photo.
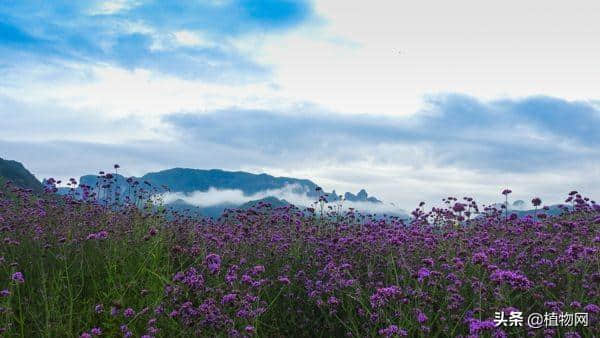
[2,93,599,209]
[2,93,598,210]
[159,184,407,215]
[163,94,600,173]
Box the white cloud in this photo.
[90,0,141,15]
[160,184,309,207]
[158,183,407,215]
[40,65,287,115]
[173,30,213,48]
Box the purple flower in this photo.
[241,274,252,284]
[417,267,431,282]
[90,327,102,336]
[584,303,600,314]
[11,272,25,284]
[245,325,256,334]
[80,333,92,338]
[468,319,496,334]
[416,310,428,323]
[421,258,434,267]
[176,267,204,290]
[221,293,237,305]
[123,308,135,318]
[453,203,466,212]
[370,286,401,308]
[531,197,542,206]
[94,304,103,314]
[251,265,265,275]
[205,253,221,274]
[471,252,488,265]
[0,290,9,297]
[225,265,238,283]
[502,189,512,195]
[154,305,164,315]
[490,270,532,290]
[378,325,408,337]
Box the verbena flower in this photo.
[490,270,532,290]
[221,293,237,305]
[584,304,600,314]
[123,308,135,318]
[205,253,221,274]
[378,325,408,337]
[11,272,25,284]
[417,267,431,283]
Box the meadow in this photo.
[0,174,598,337]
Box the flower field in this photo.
[0,178,599,337]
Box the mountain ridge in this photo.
[0,157,43,192]
[58,167,388,218]
[76,167,382,203]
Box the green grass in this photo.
[0,215,180,337]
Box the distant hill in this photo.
[512,200,526,210]
[141,168,321,195]
[486,201,568,218]
[344,189,381,203]
[164,198,205,218]
[513,205,567,217]
[0,157,43,192]
[239,196,291,210]
[59,168,389,218]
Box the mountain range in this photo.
[73,168,381,202]
[1,157,565,220]
[52,167,389,218]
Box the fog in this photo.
[158,184,407,215]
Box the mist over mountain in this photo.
[485,199,569,218]
[0,157,576,220]
[56,167,395,218]
[512,200,526,210]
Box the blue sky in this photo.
[1,0,600,208]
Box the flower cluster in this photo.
[0,179,598,336]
